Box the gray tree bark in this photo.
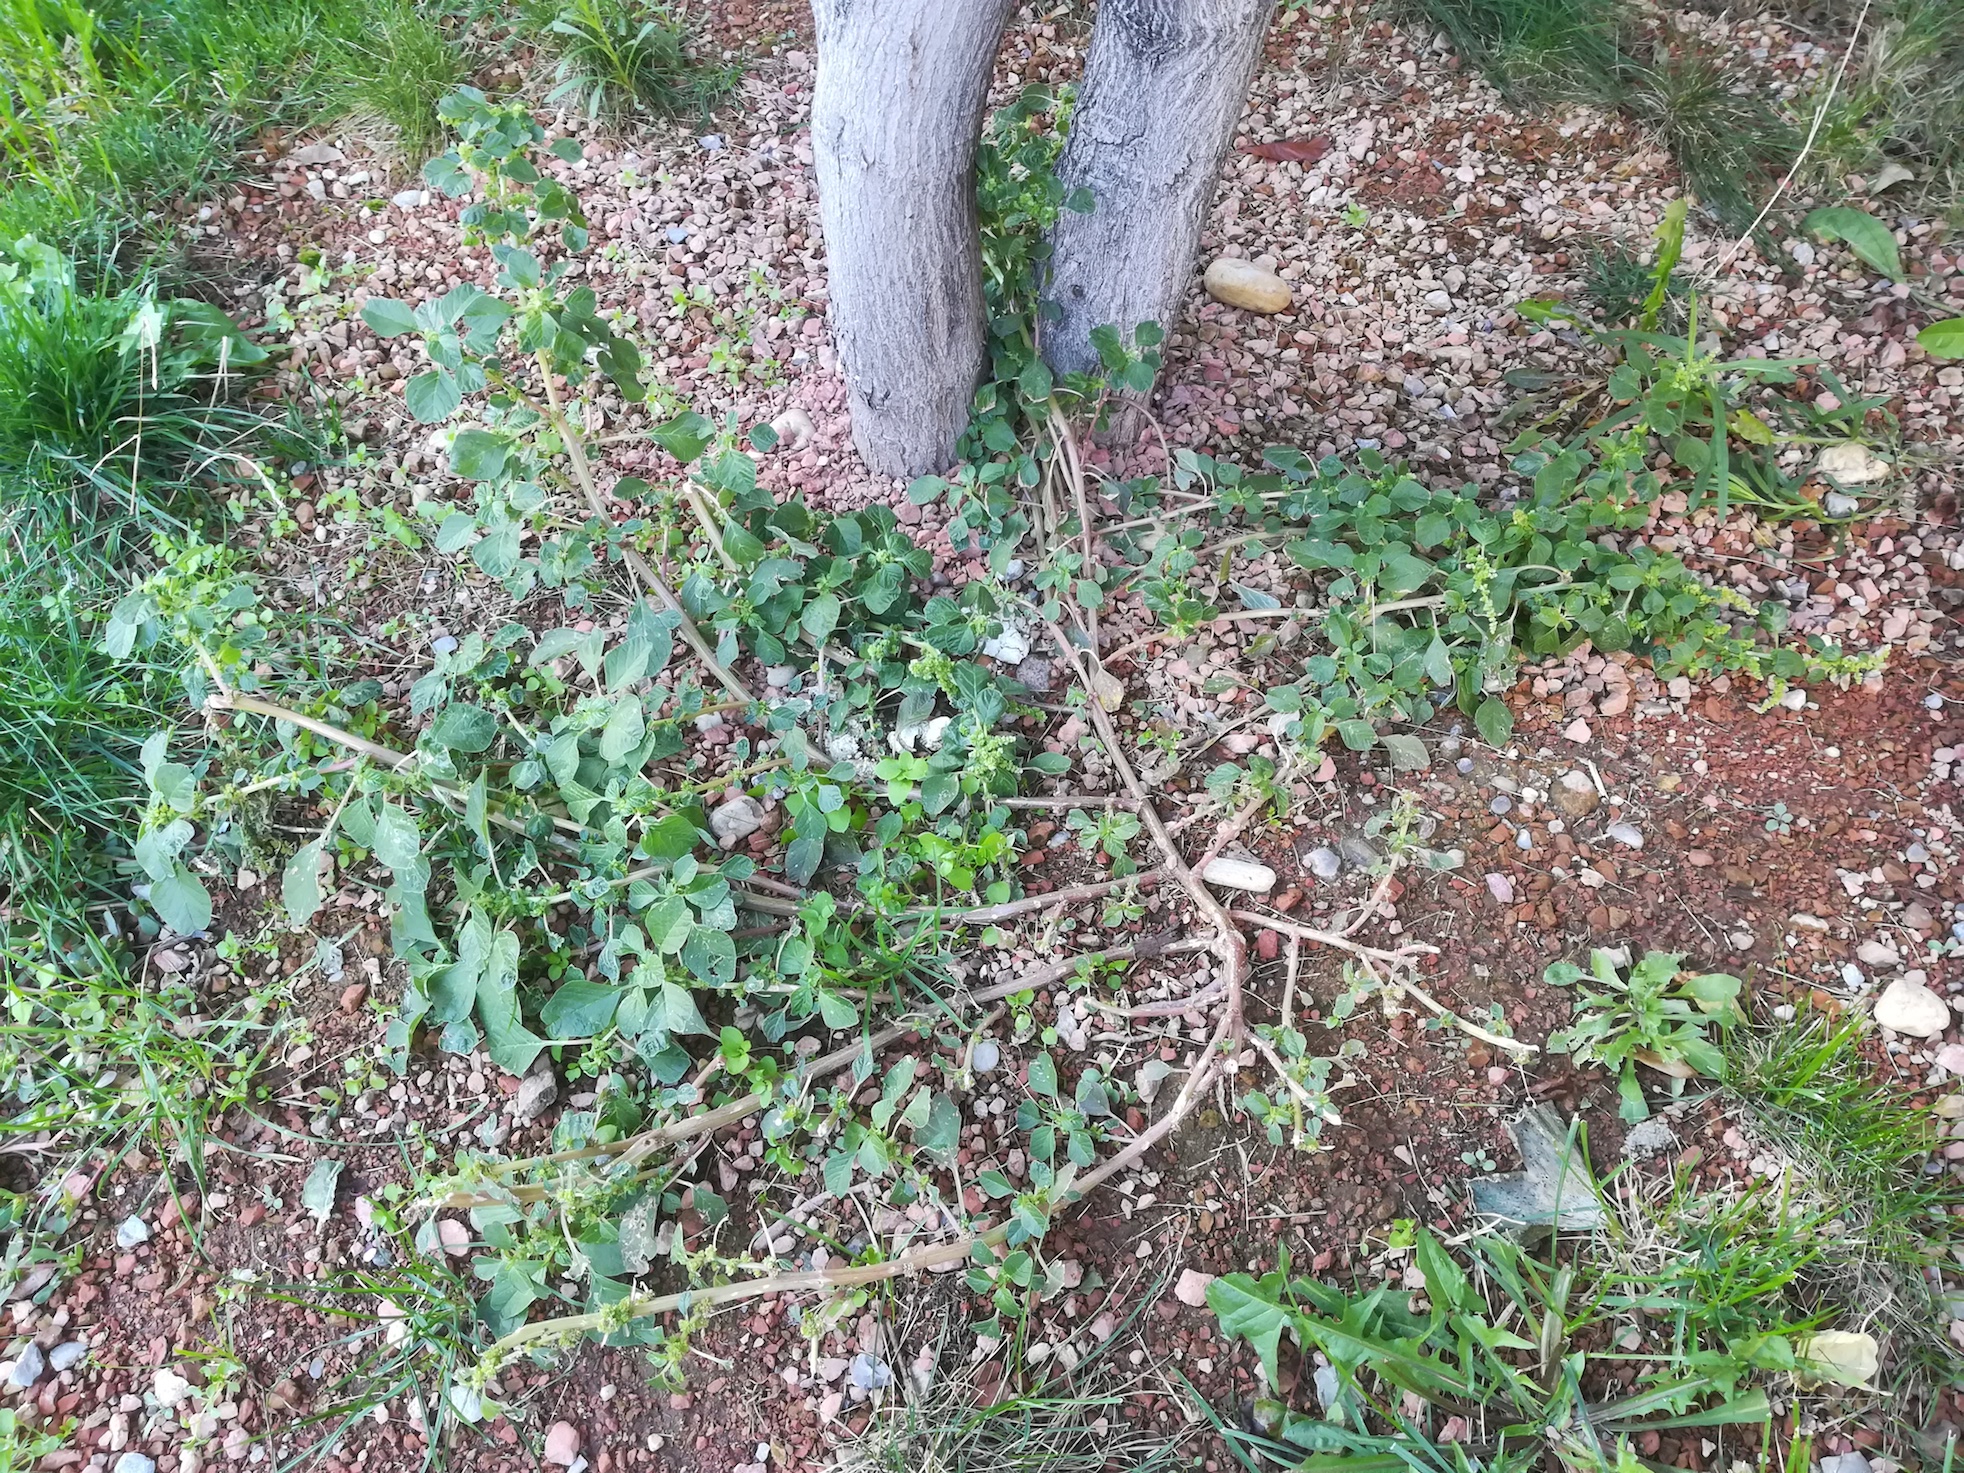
[1040,0,1277,379]
[809,0,1016,479]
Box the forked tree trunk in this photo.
[1041,0,1277,380]
[809,0,1015,479]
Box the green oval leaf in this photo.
[430,703,498,753]
[1474,695,1513,747]
[405,367,462,423]
[360,298,419,338]
[150,864,212,935]
[1802,206,1903,281]
[371,802,422,870]
[1918,317,1964,359]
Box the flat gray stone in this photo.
[514,1068,558,1125]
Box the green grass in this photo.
[1807,0,1964,223]
[0,241,299,936]
[1579,237,1688,329]
[265,1251,486,1469]
[0,0,469,271]
[529,0,738,127]
[0,592,167,921]
[1720,1006,1963,1400]
[1725,1007,1949,1237]
[325,0,469,165]
[836,1302,1185,1473]
[1622,44,1801,234]
[1404,0,1824,234]
[0,248,274,554]
[0,926,285,1239]
[1398,0,1625,99]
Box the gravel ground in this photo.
[10,4,1964,1472]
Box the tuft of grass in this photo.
[327,0,468,165]
[1807,0,1964,223]
[0,0,445,272]
[839,1368,1185,1473]
[1580,237,1689,330]
[0,244,273,553]
[1407,1,1807,233]
[1621,41,1801,233]
[531,0,739,127]
[1719,1006,1964,1400]
[264,1250,487,1468]
[833,1284,1182,1473]
[0,593,166,916]
[1398,0,1625,99]
[1725,1007,1948,1235]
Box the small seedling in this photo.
[1545,949,1744,1121]
[1065,806,1140,870]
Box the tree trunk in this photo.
[1040,0,1276,380]
[809,0,1015,479]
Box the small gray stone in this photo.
[7,1342,43,1388]
[115,1215,150,1249]
[115,1455,157,1473]
[1455,757,1474,775]
[1488,795,1512,816]
[1305,846,1342,881]
[430,634,458,657]
[1337,837,1380,869]
[971,1041,1001,1074]
[710,795,765,848]
[514,1067,558,1125]
[49,1341,87,1372]
[848,1353,892,1391]
[1621,1116,1677,1160]
[1014,656,1053,693]
[1604,822,1644,849]
[1822,1454,1873,1473]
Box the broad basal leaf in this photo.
[150,864,212,935]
